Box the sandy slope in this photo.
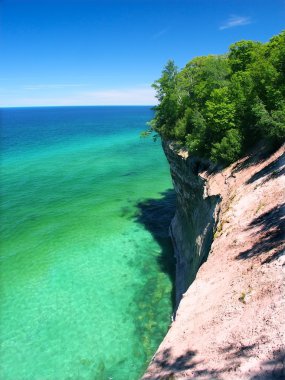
[143,145,285,380]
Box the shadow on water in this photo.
[135,189,177,310]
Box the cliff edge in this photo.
[143,143,285,379]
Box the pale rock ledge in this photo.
[143,142,285,380]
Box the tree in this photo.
[151,60,179,137]
[151,31,285,165]
[228,40,261,73]
[210,129,242,164]
[205,87,236,142]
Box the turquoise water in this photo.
[0,106,175,380]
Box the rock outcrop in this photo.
[162,140,221,306]
[143,142,285,379]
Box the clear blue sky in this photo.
[1,0,284,106]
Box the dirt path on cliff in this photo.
[143,144,285,380]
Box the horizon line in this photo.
[1,104,156,109]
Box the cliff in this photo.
[162,140,221,306]
[143,142,285,379]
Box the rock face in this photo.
[162,140,221,306]
[143,142,285,380]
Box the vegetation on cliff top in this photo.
[149,31,285,164]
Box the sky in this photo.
[0,0,284,107]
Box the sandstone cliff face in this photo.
[162,140,220,305]
[143,142,285,380]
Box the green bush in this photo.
[210,129,243,164]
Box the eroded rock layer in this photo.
[162,140,220,305]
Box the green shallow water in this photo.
[0,107,175,380]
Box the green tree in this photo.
[151,31,285,165]
[228,40,261,73]
[151,60,179,137]
[210,129,243,164]
[205,87,236,142]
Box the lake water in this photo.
[0,106,175,379]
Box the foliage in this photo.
[151,31,285,165]
[210,129,242,164]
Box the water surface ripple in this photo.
[0,106,174,380]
